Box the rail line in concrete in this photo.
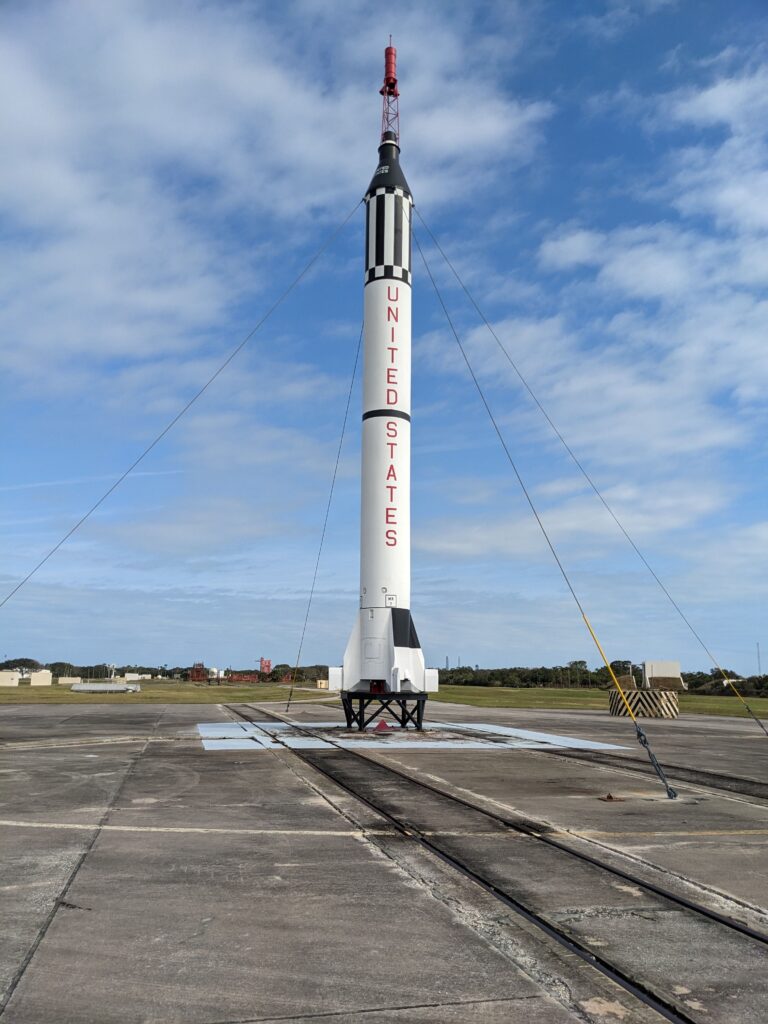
[228,704,768,1024]
[526,748,768,803]
[281,699,768,804]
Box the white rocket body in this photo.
[329,133,437,694]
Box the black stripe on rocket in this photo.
[393,196,403,268]
[362,409,411,422]
[365,186,412,285]
[375,194,385,268]
[365,266,411,285]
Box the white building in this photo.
[642,660,686,690]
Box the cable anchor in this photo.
[635,724,677,799]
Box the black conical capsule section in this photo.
[366,132,411,199]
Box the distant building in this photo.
[0,671,21,687]
[29,670,52,686]
[642,661,686,691]
[228,670,263,683]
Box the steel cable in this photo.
[0,201,362,610]
[415,210,765,740]
[414,230,677,799]
[285,323,363,713]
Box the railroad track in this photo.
[227,703,768,1024]
[281,700,768,803]
[522,747,768,803]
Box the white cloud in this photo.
[665,67,768,131]
[0,1,552,397]
[534,61,768,440]
[3,5,766,675]
[682,521,768,602]
[106,496,283,557]
[406,49,768,676]
[416,476,725,560]
[575,0,677,41]
[0,470,182,493]
[637,65,768,233]
[539,229,605,269]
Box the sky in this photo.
[1,0,767,675]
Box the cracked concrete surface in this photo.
[1,702,767,1022]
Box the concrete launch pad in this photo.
[196,718,629,752]
[1,701,767,1022]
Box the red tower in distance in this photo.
[380,38,400,144]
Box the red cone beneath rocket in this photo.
[372,720,395,733]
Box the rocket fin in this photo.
[392,609,437,692]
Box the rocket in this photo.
[329,45,438,697]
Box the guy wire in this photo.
[415,210,765,739]
[414,230,677,799]
[0,201,362,610]
[286,322,363,713]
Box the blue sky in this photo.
[2,0,766,675]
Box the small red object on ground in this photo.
[372,720,395,733]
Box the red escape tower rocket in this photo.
[329,44,438,727]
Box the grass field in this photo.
[0,681,328,705]
[431,685,768,718]
[1,682,765,719]
[431,686,609,710]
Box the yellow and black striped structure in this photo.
[609,689,679,718]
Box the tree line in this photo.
[2,658,766,697]
[438,662,768,696]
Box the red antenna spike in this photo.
[379,41,400,145]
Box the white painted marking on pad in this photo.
[197,723,257,738]
[423,722,627,751]
[0,818,526,840]
[197,720,627,752]
[337,740,535,750]
[202,739,262,751]
[0,818,379,837]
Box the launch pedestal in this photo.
[341,691,427,731]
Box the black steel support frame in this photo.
[341,692,427,731]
